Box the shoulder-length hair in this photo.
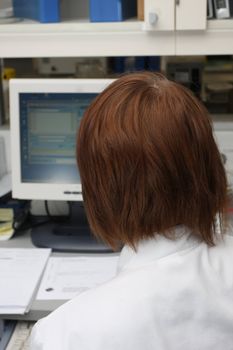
[77,72,227,250]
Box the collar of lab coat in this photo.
[117,225,201,273]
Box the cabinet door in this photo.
[176,0,207,30]
[143,0,175,31]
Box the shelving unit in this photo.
[0,17,233,57]
[0,1,232,57]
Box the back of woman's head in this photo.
[77,72,227,250]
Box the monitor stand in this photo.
[30,202,114,253]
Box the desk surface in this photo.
[2,221,233,322]
[0,230,118,321]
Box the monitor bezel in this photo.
[10,78,114,201]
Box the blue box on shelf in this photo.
[12,0,60,23]
[89,0,137,22]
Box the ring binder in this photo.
[12,0,60,23]
[213,0,233,19]
[207,0,214,18]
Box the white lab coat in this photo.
[30,226,233,350]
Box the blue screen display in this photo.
[20,93,97,184]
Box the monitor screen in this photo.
[10,79,114,201]
[20,92,96,184]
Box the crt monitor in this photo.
[10,78,114,252]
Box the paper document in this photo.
[5,321,35,350]
[0,248,51,314]
[36,255,119,300]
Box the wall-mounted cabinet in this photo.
[175,0,233,55]
[0,0,232,58]
[176,0,207,30]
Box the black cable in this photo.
[67,201,72,221]
[12,200,50,232]
[44,200,71,223]
[44,200,52,219]
[13,200,73,232]
[13,216,50,232]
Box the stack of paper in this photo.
[0,208,14,241]
[0,135,11,198]
[37,255,119,300]
[0,248,51,314]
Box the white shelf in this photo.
[1,16,233,57]
[0,18,143,33]
[176,19,233,55]
[212,114,233,131]
[0,18,176,58]
[207,19,233,30]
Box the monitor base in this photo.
[30,203,114,253]
[31,222,113,253]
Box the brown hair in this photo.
[77,72,227,250]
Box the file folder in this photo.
[12,0,60,23]
[90,0,137,22]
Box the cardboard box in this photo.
[137,0,144,20]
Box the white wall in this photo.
[0,127,10,173]
[0,0,12,10]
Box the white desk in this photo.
[0,230,118,321]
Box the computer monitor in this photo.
[10,78,114,252]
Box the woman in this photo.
[31,72,233,350]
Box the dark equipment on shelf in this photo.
[167,62,203,98]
